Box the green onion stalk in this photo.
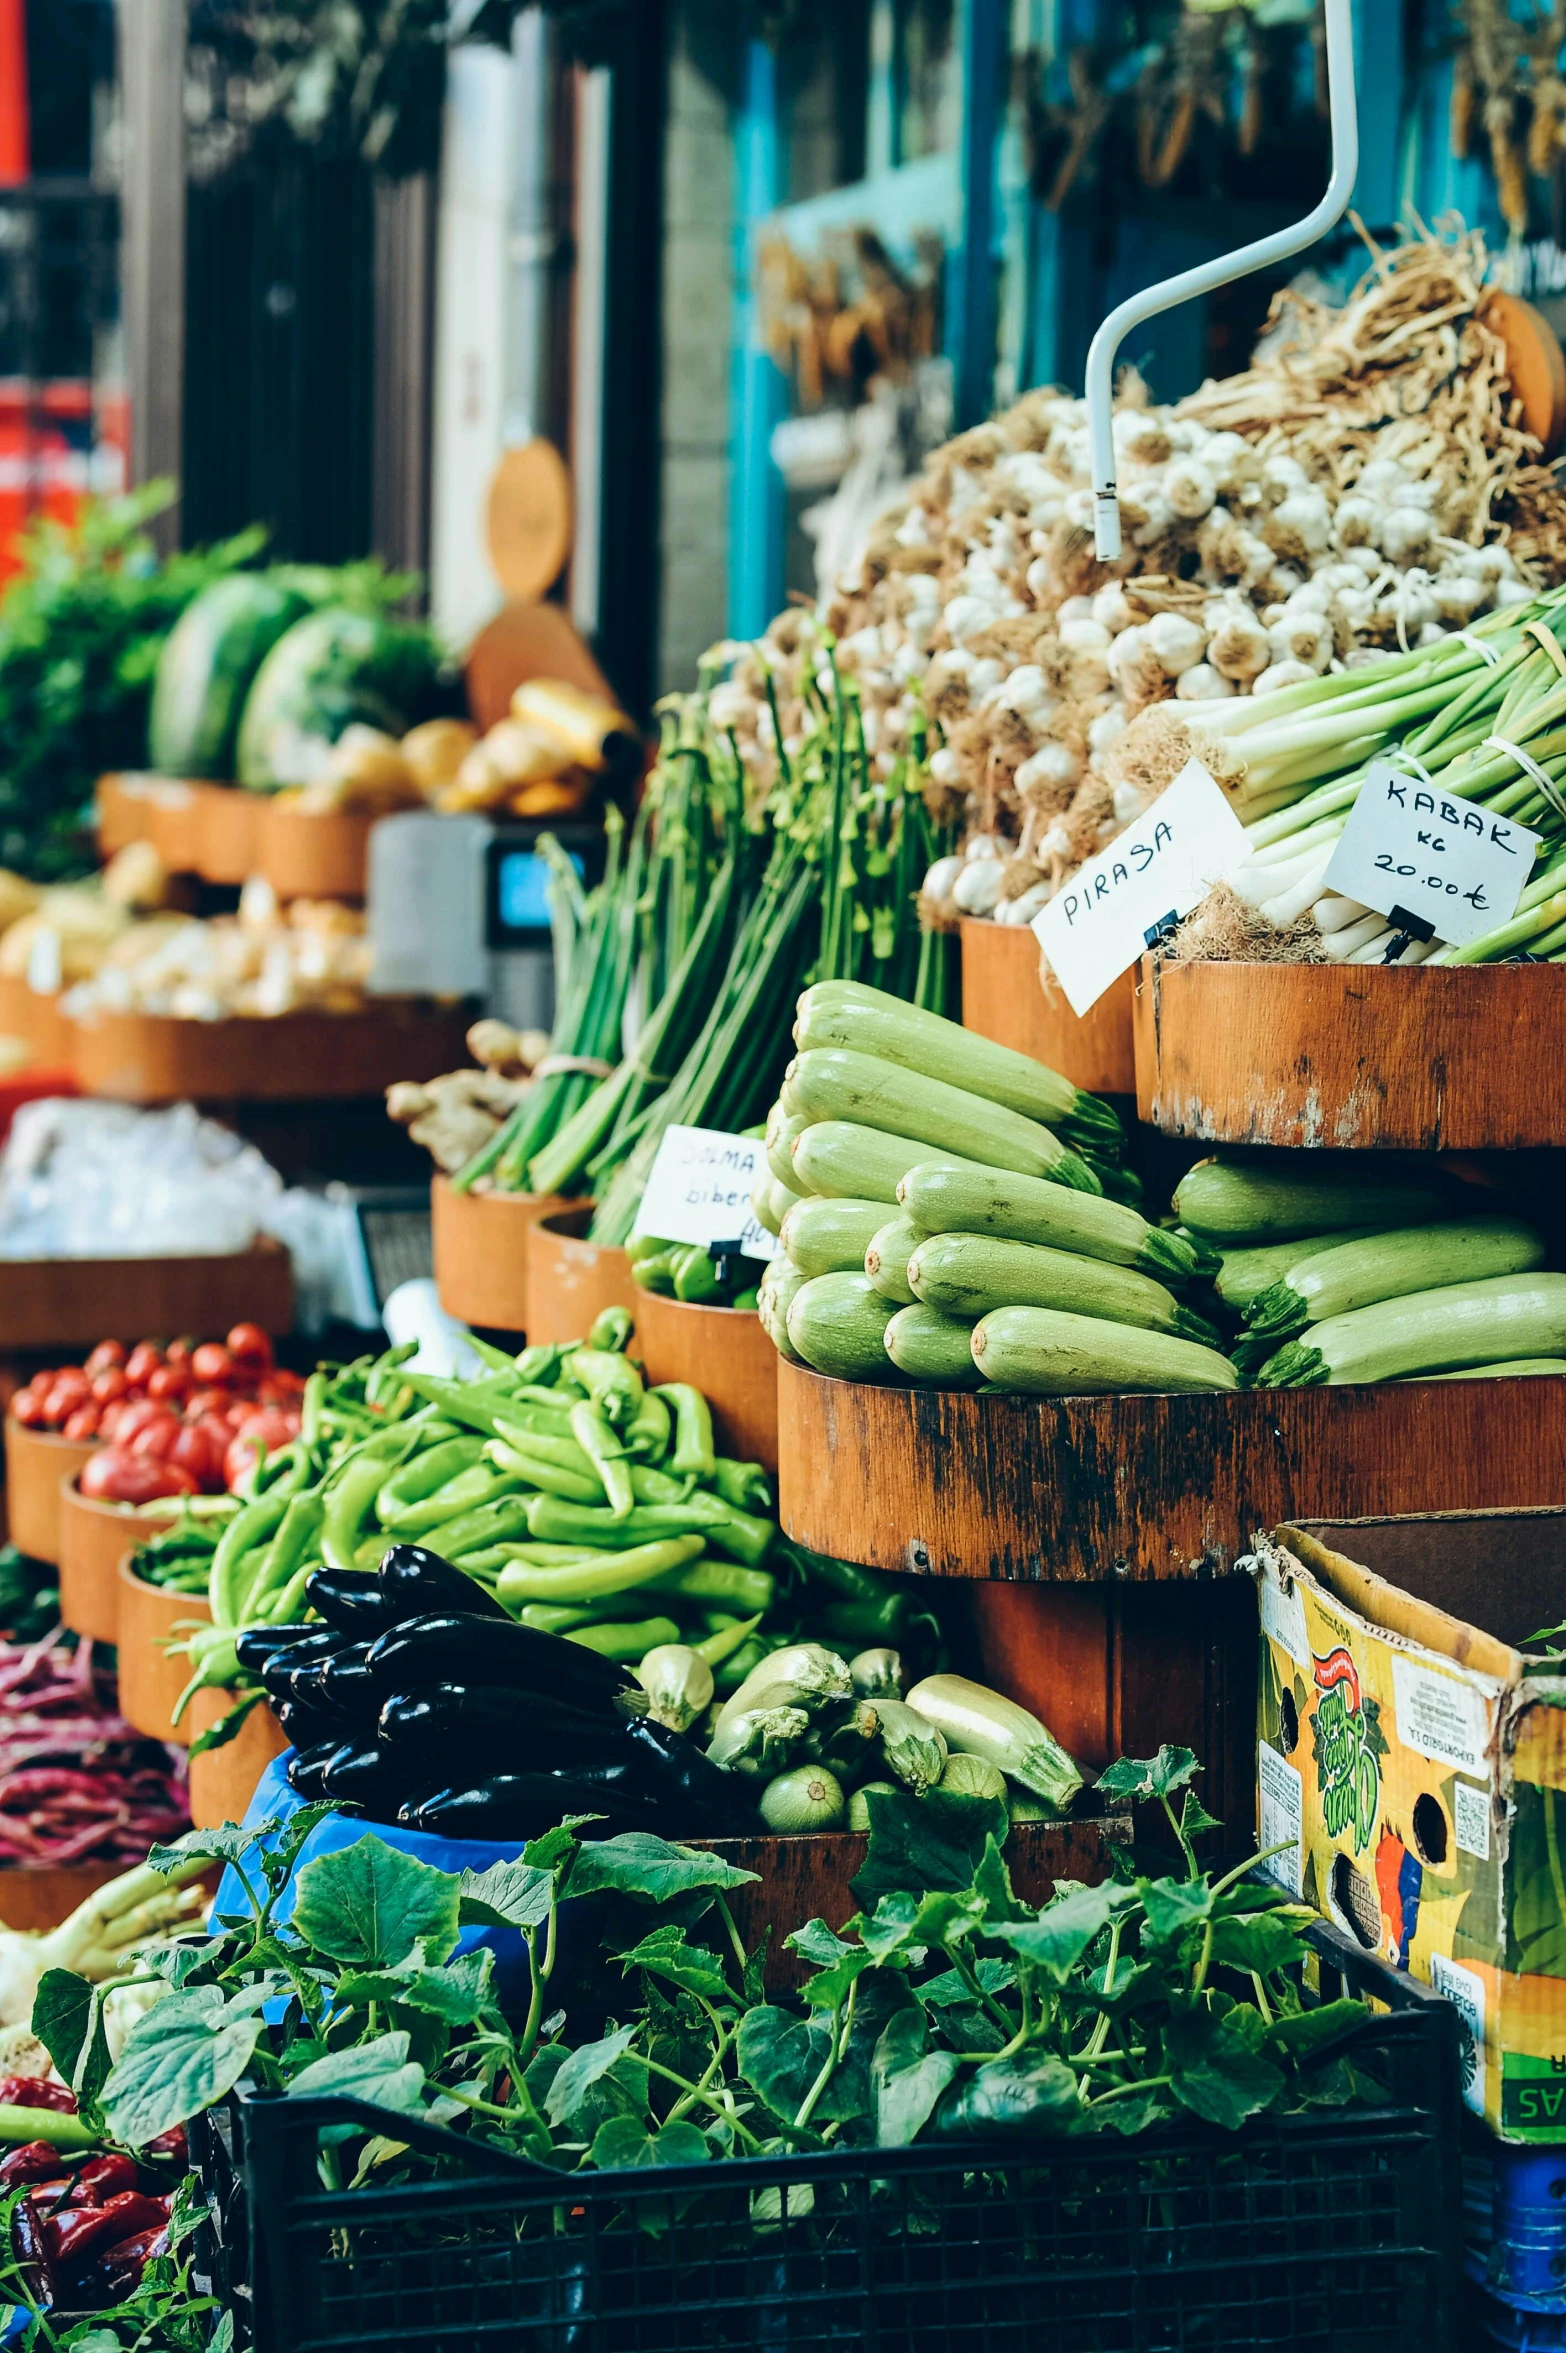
[1200,590,1566,964]
[452,666,747,1197]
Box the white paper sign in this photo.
[1031,758,1250,1015]
[1321,760,1540,948]
[633,1125,778,1262]
[1256,1742,1304,1895]
[1390,1654,1492,1779]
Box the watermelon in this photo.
[235,605,445,791]
[148,575,311,778]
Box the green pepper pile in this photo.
[628,1235,760,1309]
[135,1315,948,1741]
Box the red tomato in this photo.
[183,1386,231,1421]
[42,1379,89,1429]
[224,1409,297,1490]
[8,1388,44,1429]
[123,1343,163,1388]
[62,1405,101,1441]
[130,1419,182,1463]
[83,1341,127,1377]
[189,1343,235,1386]
[169,1421,223,1490]
[225,1323,274,1373]
[96,1399,128,1441]
[79,1451,198,1504]
[111,1398,169,1444]
[165,1338,195,1366]
[90,1368,129,1405]
[146,1364,190,1404]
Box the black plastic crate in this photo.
[189,1923,1462,2353]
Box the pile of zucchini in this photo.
[709,1648,1083,1831]
[754,980,1236,1395]
[1181,1159,1566,1387]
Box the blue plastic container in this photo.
[209,1754,596,2011]
[1467,2136,1566,2319]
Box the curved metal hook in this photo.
[1085,0,1359,562]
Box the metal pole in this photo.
[119,0,186,550]
[1086,0,1359,562]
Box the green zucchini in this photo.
[884,1303,981,1388]
[766,1101,810,1189]
[779,1197,889,1281]
[864,1216,924,1304]
[907,1232,1221,1346]
[1256,1272,1566,1387]
[768,1177,806,1231]
[751,1177,783,1239]
[791,1122,981,1205]
[782,1047,1102,1195]
[900,1162,1200,1283]
[1415,1358,1566,1380]
[795,979,1122,1155]
[1245,1217,1546,1341]
[758,1260,809,1364]
[1173,1157,1453,1244]
[785,1272,902,1382]
[1213,1228,1385,1316]
[970,1306,1238,1395]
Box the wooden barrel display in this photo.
[117,1559,211,1747]
[525,1208,637,1348]
[186,1691,290,1831]
[0,975,77,1065]
[966,1581,1257,1854]
[431,1176,585,1336]
[693,1816,1121,1992]
[0,1863,127,1933]
[257,799,374,901]
[776,1360,1566,1581]
[194,783,263,885]
[961,918,1136,1095]
[4,1422,99,1562]
[633,1294,779,1473]
[58,1481,178,1645]
[1133,955,1566,1150]
[71,1004,471,1105]
[0,1239,292,1352]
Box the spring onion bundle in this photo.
[507,639,959,1235]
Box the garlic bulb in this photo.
[1175,663,1234,700]
[952,860,1004,915]
[1251,658,1318,695]
[1207,606,1272,680]
[1146,611,1207,677]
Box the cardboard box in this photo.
[1253,1510,1566,2143]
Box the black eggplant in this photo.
[259,1629,351,1699]
[376,1681,623,1768]
[317,1642,376,1705]
[286,1741,341,1800]
[273,1694,350,1750]
[401,1770,668,1839]
[379,1544,510,1624]
[613,1715,748,1835]
[235,1623,317,1675]
[364,1613,634,1705]
[280,1661,368,1734]
[305,1568,394,1636]
[319,1742,405,1820]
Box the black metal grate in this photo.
[192,1925,1462,2353]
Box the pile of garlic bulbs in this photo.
[704,225,1566,940]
